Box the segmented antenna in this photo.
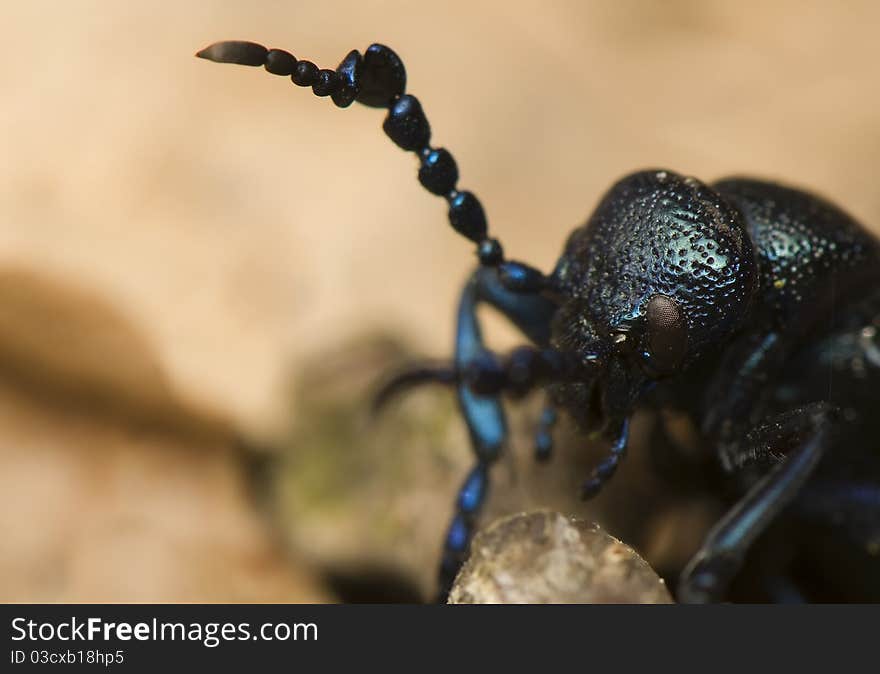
[196,40,549,294]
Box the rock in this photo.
[448,510,673,604]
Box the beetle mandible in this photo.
[197,40,880,602]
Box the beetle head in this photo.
[549,169,757,430]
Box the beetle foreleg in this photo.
[678,403,833,603]
[434,267,562,599]
[534,402,558,462]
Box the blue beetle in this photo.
[198,40,880,602]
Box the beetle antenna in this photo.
[196,40,550,294]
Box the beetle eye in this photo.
[644,294,688,374]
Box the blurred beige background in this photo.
[3,1,880,601]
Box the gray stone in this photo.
[449,510,673,604]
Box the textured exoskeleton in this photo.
[198,40,880,602]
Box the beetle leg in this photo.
[372,266,557,411]
[534,401,558,462]
[436,268,559,600]
[678,403,833,603]
[370,363,457,413]
[437,461,491,601]
[465,266,557,347]
[702,331,785,445]
[580,418,631,499]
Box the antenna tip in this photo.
[195,41,268,66]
